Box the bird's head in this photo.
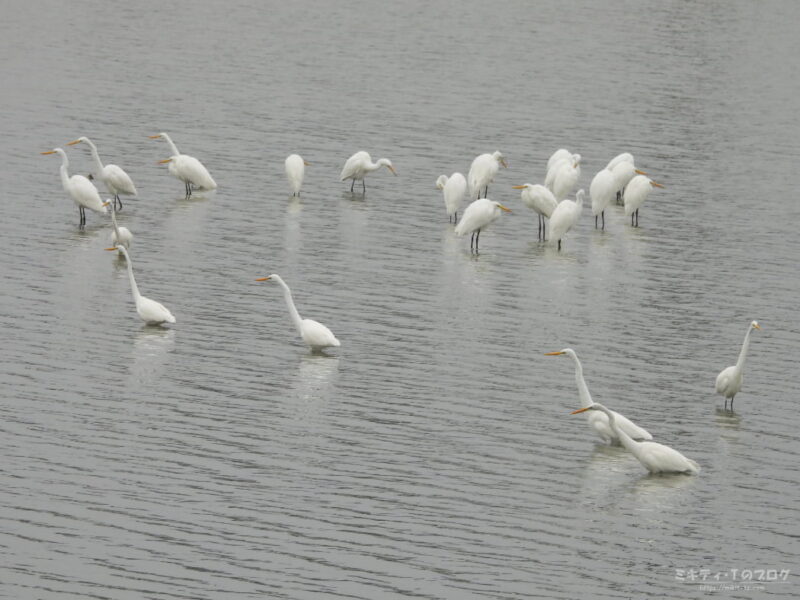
[255,274,280,283]
[40,148,62,157]
[650,180,665,188]
[572,153,582,167]
[570,405,596,415]
[575,189,586,203]
[66,137,89,147]
[377,159,397,175]
[544,348,576,359]
[436,175,448,190]
[149,133,167,140]
[493,151,508,168]
[493,202,512,213]
[751,320,761,330]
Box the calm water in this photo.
[1,1,799,598]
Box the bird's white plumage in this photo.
[549,349,652,445]
[43,148,107,216]
[151,132,217,192]
[68,137,137,199]
[623,175,661,216]
[109,201,133,251]
[468,151,506,199]
[549,189,584,247]
[285,154,306,195]
[550,154,581,201]
[590,167,617,217]
[454,198,509,238]
[547,148,573,174]
[261,274,340,352]
[436,172,467,219]
[611,161,641,194]
[576,403,699,474]
[340,151,395,185]
[606,152,634,171]
[113,246,175,325]
[715,321,760,404]
[517,183,558,219]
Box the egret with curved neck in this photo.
[340,151,397,193]
[715,321,760,410]
[41,148,108,228]
[572,403,700,475]
[545,349,652,444]
[109,200,133,252]
[256,274,340,353]
[149,132,217,197]
[66,136,137,210]
[105,246,176,325]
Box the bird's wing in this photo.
[104,164,137,195]
[715,367,734,394]
[178,155,216,189]
[612,410,653,441]
[639,442,697,473]
[140,296,175,324]
[340,152,369,180]
[302,319,339,347]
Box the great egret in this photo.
[512,183,557,240]
[468,151,507,199]
[550,154,581,201]
[590,167,617,229]
[435,172,467,223]
[255,274,340,352]
[547,148,573,174]
[66,136,137,210]
[41,148,108,228]
[285,154,310,196]
[340,151,396,193]
[149,133,217,197]
[454,198,511,253]
[623,175,664,226]
[109,199,133,253]
[545,349,653,444]
[572,403,700,475]
[105,246,175,325]
[549,189,584,250]
[611,161,646,204]
[716,321,761,410]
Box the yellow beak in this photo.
[158,158,172,164]
[303,161,311,166]
[66,139,82,146]
[104,247,118,251]
[651,181,665,188]
[498,204,512,213]
[544,351,565,356]
[571,407,591,415]
[255,277,271,282]
[512,185,527,189]
[148,134,162,139]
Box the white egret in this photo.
[623,175,664,226]
[255,274,340,352]
[454,198,511,253]
[512,183,557,240]
[590,167,617,229]
[66,136,137,210]
[547,148,573,174]
[105,246,176,325]
[109,199,133,252]
[611,161,646,201]
[572,403,700,475]
[715,321,761,410]
[468,151,507,199]
[340,151,396,193]
[545,349,652,445]
[149,133,217,197]
[435,172,467,223]
[285,154,310,196]
[41,148,108,228]
[550,154,581,201]
[549,189,584,250]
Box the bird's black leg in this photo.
[616,190,622,205]
[595,215,598,229]
[484,185,488,198]
[602,211,605,230]
[362,179,366,194]
[543,218,546,240]
[635,209,639,227]
[79,206,85,229]
[475,229,481,253]
[470,231,475,252]
[350,179,355,192]
[730,396,735,411]
[558,238,561,251]
[538,215,542,239]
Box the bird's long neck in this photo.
[111,205,121,239]
[275,277,303,334]
[571,356,593,408]
[736,326,754,370]
[58,151,70,191]
[119,248,141,302]
[598,404,639,454]
[162,134,180,156]
[85,139,104,175]
[365,161,381,173]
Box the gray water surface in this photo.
[1,1,799,598]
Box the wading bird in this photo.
[340,151,396,193]
[549,154,581,201]
[545,349,652,444]
[716,321,761,410]
[109,199,133,253]
[454,198,511,253]
[149,133,217,197]
[285,154,310,196]
[105,246,175,325]
[66,136,137,210]
[549,189,584,250]
[512,183,557,240]
[256,274,340,352]
[468,151,507,199]
[623,175,664,226]
[436,173,467,223]
[572,403,700,475]
[590,166,617,229]
[41,148,108,228]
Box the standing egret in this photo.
[436,172,467,223]
[545,349,652,444]
[623,175,664,226]
[109,199,133,253]
[340,151,397,193]
[512,183,557,240]
[285,154,310,196]
[66,136,137,210]
[611,161,646,201]
[41,148,108,228]
[716,321,761,410]
[255,274,340,352]
[105,246,176,325]
[550,154,581,201]
[547,148,573,174]
[590,166,619,229]
[468,151,507,199]
[572,404,700,475]
[454,198,511,253]
[549,189,584,250]
[149,133,217,197]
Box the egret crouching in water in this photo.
[572,404,700,475]
[454,198,511,253]
[256,274,340,353]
